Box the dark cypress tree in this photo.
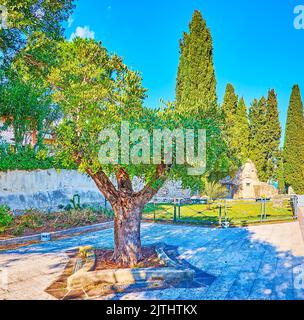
[235,97,250,162]
[176,10,217,114]
[249,97,269,181]
[222,83,238,157]
[284,85,304,193]
[222,84,249,164]
[265,89,282,179]
[277,152,286,194]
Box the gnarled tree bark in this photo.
[86,164,168,267]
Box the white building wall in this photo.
[0,119,14,144]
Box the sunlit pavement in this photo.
[1,221,304,300]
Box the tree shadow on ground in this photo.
[1,223,304,300]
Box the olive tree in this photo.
[48,38,230,266]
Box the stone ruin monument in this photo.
[221,161,279,199]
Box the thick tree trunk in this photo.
[112,200,144,267]
[86,164,168,267]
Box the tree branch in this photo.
[86,168,119,203]
[115,167,133,196]
[135,164,170,204]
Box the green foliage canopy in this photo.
[222,84,249,165]
[0,0,74,68]
[48,38,231,193]
[0,71,57,151]
[249,91,281,183]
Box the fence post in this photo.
[293,195,298,220]
[173,204,177,223]
[218,204,222,227]
[178,199,181,221]
[153,200,156,222]
[260,197,267,222]
[224,199,228,222]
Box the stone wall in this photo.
[0,169,106,212]
[0,170,191,213]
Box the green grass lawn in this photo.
[143,199,294,226]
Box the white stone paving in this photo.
[1,222,304,300]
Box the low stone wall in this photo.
[0,169,191,213]
[0,221,114,246]
[0,169,106,212]
[67,244,194,291]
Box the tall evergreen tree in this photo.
[176,10,217,114]
[249,97,269,181]
[277,152,286,194]
[222,84,238,123]
[222,84,249,163]
[284,85,304,193]
[265,89,281,179]
[235,97,250,161]
[249,92,282,182]
[222,83,238,157]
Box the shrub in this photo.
[0,205,13,228]
[202,181,228,201]
[2,206,113,237]
[0,145,77,171]
[101,208,114,219]
[18,211,44,229]
[59,209,98,227]
[12,225,25,236]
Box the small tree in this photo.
[0,71,54,151]
[48,38,230,266]
[202,180,227,208]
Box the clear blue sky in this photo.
[65,0,304,140]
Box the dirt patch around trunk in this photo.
[46,245,198,300]
[95,247,164,270]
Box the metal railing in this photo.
[143,196,297,227]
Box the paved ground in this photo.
[1,221,304,300]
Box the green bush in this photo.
[18,211,44,229]
[0,145,77,171]
[0,206,113,236]
[0,205,13,227]
[101,208,114,219]
[59,209,98,226]
[12,225,25,236]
